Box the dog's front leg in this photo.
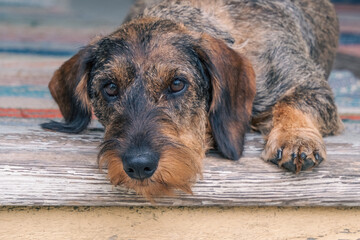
[261,83,343,173]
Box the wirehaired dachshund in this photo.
[42,0,343,198]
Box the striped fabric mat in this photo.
[0,1,359,121]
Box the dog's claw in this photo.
[314,152,323,164]
[276,149,283,160]
[300,152,307,160]
[270,149,283,165]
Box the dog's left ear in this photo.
[41,45,95,133]
[195,34,256,160]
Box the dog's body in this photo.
[42,0,343,197]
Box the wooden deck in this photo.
[1,118,360,207]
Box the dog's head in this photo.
[42,18,256,198]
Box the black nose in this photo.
[122,152,159,180]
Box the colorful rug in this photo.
[0,1,359,122]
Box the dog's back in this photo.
[224,0,338,79]
[296,0,339,78]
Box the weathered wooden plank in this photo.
[0,118,359,206]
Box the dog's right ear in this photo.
[41,46,95,133]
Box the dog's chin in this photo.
[98,146,203,200]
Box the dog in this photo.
[41,0,344,198]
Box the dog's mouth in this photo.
[98,138,203,199]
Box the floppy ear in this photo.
[195,34,256,160]
[41,46,94,133]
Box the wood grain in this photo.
[0,118,359,206]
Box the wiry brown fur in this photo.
[42,0,343,197]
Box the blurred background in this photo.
[0,0,359,121]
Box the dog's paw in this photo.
[261,126,326,173]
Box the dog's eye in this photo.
[169,78,186,94]
[104,83,119,98]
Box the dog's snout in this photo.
[122,152,159,180]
